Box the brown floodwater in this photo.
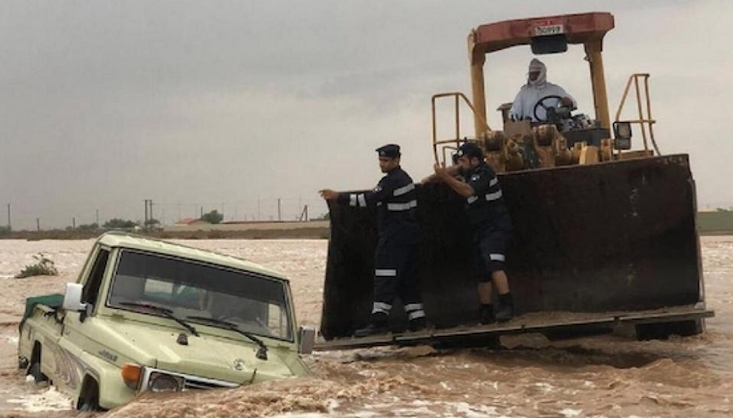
[0,236,731,418]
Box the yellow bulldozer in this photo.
[317,12,713,350]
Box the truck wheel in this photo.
[77,379,102,412]
[27,362,48,384]
[28,343,49,384]
[635,319,704,340]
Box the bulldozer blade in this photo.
[320,154,703,340]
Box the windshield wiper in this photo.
[186,316,268,360]
[119,302,199,337]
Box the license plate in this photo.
[534,24,564,36]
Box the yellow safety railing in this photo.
[431,92,492,164]
[614,73,660,156]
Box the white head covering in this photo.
[527,58,547,87]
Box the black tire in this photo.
[635,320,704,341]
[77,379,103,412]
[27,362,48,384]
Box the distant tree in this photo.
[0,225,10,236]
[103,218,139,229]
[313,212,330,220]
[77,223,100,232]
[201,210,224,224]
[144,218,161,229]
[715,208,730,212]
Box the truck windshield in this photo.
[107,250,293,341]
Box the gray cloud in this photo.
[0,0,729,228]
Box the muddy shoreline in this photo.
[0,227,330,241]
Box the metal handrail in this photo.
[431,92,492,164]
[614,73,660,156]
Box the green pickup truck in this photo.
[18,232,314,411]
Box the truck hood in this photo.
[94,318,297,385]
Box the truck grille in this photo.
[184,378,234,390]
[141,367,239,392]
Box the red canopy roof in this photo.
[470,12,614,57]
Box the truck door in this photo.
[55,247,111,395]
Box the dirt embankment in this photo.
[0,226,330,241]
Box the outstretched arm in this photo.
[319,180,393,208]
[422,163,459,184]
[433,163,475,198]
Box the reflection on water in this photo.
[0,236,731,417]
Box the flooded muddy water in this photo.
[0,237,731,418]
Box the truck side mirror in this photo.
[63,283,88,312]
[298,326,316,355]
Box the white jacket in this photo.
[509,59,575,122]
[509,82,575,122]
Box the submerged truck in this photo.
[18,232,315,411]
[317,12,713,350]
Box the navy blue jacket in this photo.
[462,162,512,232]
[339,166,419,245]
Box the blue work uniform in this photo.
[462,161,513,281]
[339,166,426,323]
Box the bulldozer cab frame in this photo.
[468,12,614,135]
[433,12,658,171]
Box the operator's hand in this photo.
[561,97,574,107]
[319,189,339,200]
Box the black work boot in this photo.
[479,304,496,325]
[353,313,390,338]
[495,293,514,323]
[408,316,427,332]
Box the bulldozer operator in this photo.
[509,58,576,123]
[319,144,427,337]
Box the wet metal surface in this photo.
[322,155,702,338]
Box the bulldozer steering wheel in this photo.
[533,95,564,122]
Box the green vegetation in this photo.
[16,253,59,279]
[0,225,9,236]
[77,223,100,232]
[201,210,223,224]
[103,218,139,230]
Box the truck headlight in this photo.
[148,372,183,392]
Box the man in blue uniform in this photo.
[433,142,514,323]
[319,144,427,336]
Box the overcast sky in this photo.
[1,0,731,229]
